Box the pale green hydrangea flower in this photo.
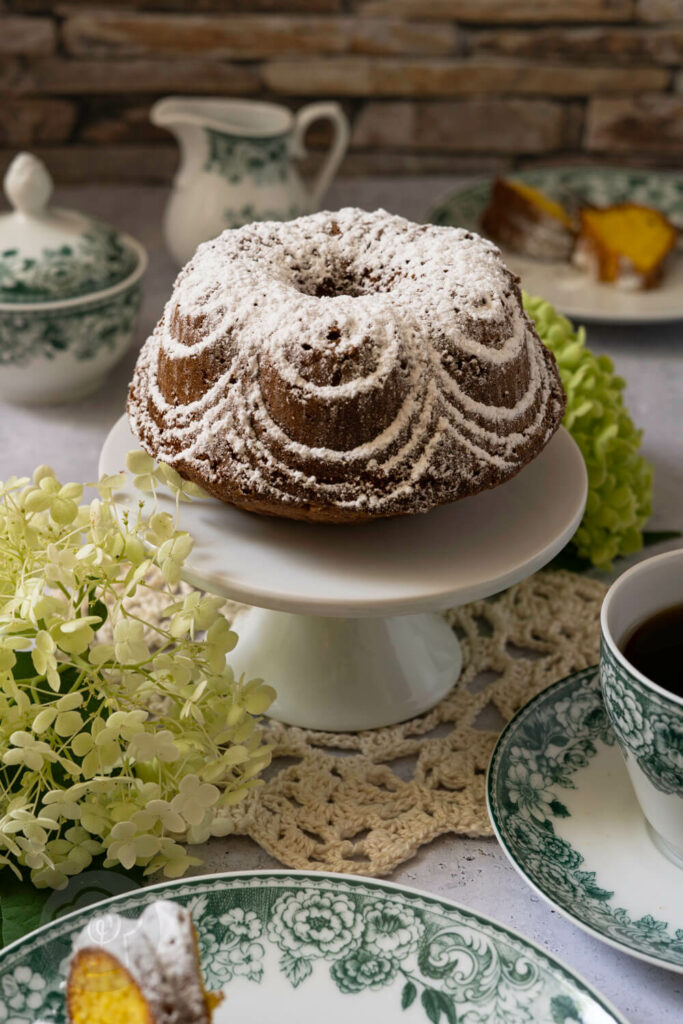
[0,458,275,888]
[525,293,653,569]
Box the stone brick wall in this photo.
[1,0,681,182]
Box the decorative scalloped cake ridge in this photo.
[128,208,565,521]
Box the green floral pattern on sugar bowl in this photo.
[0,224,139,304]
[0,152,147,402]
[204,129,290,187]
[488,667,683,968]
[0,283,142,367]
[0,874,624,1024]
[601,640,683,797]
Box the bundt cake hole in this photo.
[317,277,367,299]
[290,261,392,300]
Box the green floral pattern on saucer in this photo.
[0,283,141,366]
[0,873,625,1023]
[0,225,138,303]
[204,130,289,187]
[488,667,683,970]
[601,642,683,796]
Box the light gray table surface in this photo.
[1,179,681,1021]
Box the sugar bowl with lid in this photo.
[0,152,147,404]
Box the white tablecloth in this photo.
[1,179,681,1022]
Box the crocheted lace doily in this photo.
[131,569,606,876]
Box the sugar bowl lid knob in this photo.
[4,151,53,217]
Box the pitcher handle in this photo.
[292,102,350,209]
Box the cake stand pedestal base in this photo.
[229,607,462,731]
[100,418,588,733]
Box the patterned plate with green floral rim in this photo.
[428,168,683,325]
[0,870,626,1024]
[487,666,683,973]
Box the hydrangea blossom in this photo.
[525,293,653,569]
[0,456,275,888]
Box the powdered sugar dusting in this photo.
[70,900,212,1023]
[128,208,565,521]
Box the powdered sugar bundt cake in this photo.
[128,208,566,523]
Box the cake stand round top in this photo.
[100,416,587,617]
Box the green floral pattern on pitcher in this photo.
[489,668,683,968]
[601,641,683,797]
[204,130,289,187]
[0,283,141,366]
[0,874,623,1024]
[0,226,138,303]
[221,202,303,230]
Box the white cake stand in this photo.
[100,417,587,731]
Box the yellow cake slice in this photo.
[481,178,576,260]
[67,900,223,1024]
[573,202,678,290]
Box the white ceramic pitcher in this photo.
[151,97,350,265]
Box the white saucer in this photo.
[487,666,683,973]
[99,416,586,730]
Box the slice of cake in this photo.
[67,900,223,1024]
[481,178,576,260]
[572,202,678,290]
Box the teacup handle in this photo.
[292,102,350,209]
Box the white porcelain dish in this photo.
[429,167,683,325]
[0,870,629,1024]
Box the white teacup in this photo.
[600,548,683,868]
